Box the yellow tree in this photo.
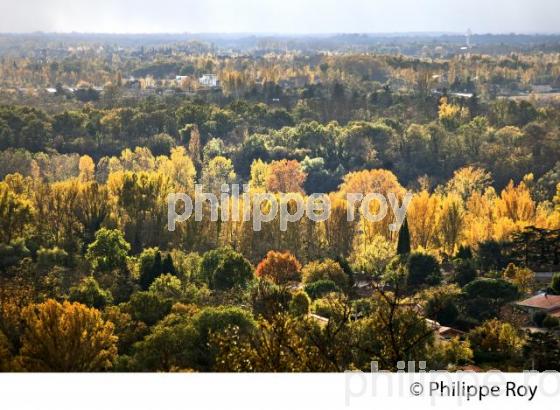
[248,159,270,193]
[188,124,202,170]
[463,190,495,247]
[339,169,404,198]
[159,146,196,192]
[339,169,405,240]
[437,194,464,255]
[407,190,440,249]
[201,156,237,196]
[502,263,535,296]
[445,166,492,201]
[78,155,95,182]
[323,195,355,258]
[18,300,117,371]
[495,180,536,224]
[438,97,469,130]
[0,181,32,244]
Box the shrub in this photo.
[148,273,183,300]
[69,276,113,309]
[304,279,340,299]
[289,291,310,317]
[543,315,560,329]
[302,259,348,289]
[406,252,442,288]
[125,291,172,326]
[453,258,477,287]
[250,279,292,319]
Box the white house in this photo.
[198,74,219,88]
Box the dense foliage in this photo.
[1,34,560,372]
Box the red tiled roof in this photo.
[516,294,560,310]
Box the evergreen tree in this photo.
[524,332,560,371]
[162,253,176,276]
[139,249,163,290]
[153,251,163,279]
[396,218,411,255]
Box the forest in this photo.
[1,33,560,372]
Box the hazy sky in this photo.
[0,0,558,34]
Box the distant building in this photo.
[198,74,219,88]
[425,318,465,340]
[515,293,560,318]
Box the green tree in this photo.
[149,273,183,300]
[138,248,163,291]
[304,279,340,300]
[124,291,172,326]
[462,279,520,322]
[191,306,255,371]
[396,218,411,255]
[523,332,560,371]
[130,312,197,371]
[406,252,442,289]
[201,247,253,290]
[453,258,477,287]
[85,228,130,273]
[69,276,113,309]
[289,291,311,317]
[302,259,348,290]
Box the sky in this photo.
[0,0,558,34]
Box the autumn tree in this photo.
[18,300,117,371]
[255,250,302,285]
[0,181,32,244]
[201,156,236,196]
[445,166,492,201]
[407,190,439,249]
[78,155,95,182]
[159,146,196,192]
[438,194,464,255]
[265,159,307,193]
[502,263,535,296]
[468,319,524,367]
[248,159,270,192]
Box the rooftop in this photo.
[516,293,560,311]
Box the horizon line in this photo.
[2,31,560,36]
